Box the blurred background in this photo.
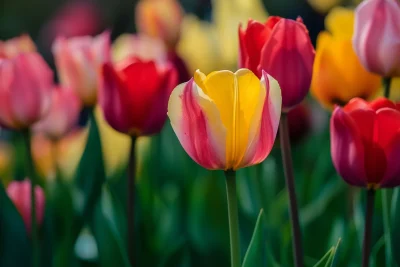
[0,0,395,266]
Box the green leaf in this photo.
[92,185,130,267]
[0,182,30,267]
[312,239,341,267]
[242,209,265,267]
[73,111,106,237]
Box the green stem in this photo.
[224,170,241,267]
[279,113,303,267]
[383,77,392,99]
[362,189,375,267]
[382,190,392,266]
[23,130,39,267]
[127,136,137,267]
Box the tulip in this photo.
[52,31,110,106]
[135,0,183,49]
[0,53,53,129]
[6,180,45,234]
[331,97,400,188]
[311,7,381,110]
[239,17,315,111]
[0,34,37,58]
[112,34,167,64]
[40,1,102,46]
[34,87,81,140]
[353,0,400,77]
[168,69,282,170]
[99,58,177,136]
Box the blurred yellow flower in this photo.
[177,0,268,74]
[311,7,381,110]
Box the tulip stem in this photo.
[224,170,241,267]
[127,135,137,267]
[279,113,303,267]
[383,77,392,98]
[362,189,375,267]
[23,130,39,267]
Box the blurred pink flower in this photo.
[0,53,53,129]
[52,31,111,106]
[353,0,400,77]
[40,1,103,47]
[34,87,81,140]
[0,34,36,59]
[6,180,46,234]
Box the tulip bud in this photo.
[52,31,111,106]
[331,98,400,188]
[111,34,167,64]
[34,87,81,140]
[99,58,177,136]
[6,180,45,234]
[353,0,400,77]
[135,0,183,49]
[168,69,282,170]
[239,17,315,111]
[0,34,37,58]
[0,52,53,129]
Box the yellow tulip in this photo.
[311,7,381,110]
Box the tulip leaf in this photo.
[242,209,265,267]
[0,182,30,267]
[73,110,106,238]
[391,188,400,266]
[312,239,341,267]
[91,185,130,267]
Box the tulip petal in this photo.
[239,71,281,168]
[325,7,355,39]
[260,18,315,110]
[168,79,226,169]
[0,59,18,128]
[330,107,367,186]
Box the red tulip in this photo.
[353,0,400,77]
[239,17,315,111]
[331,97,400,188]
[34,87,81,140]
[6,180,46,234]
[0,52,53,129]
[99,58,177,135]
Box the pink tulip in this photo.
[6,180,46,234]
[353,0,400,77]
[0,34,37,59]
[52,31,110,106]
[0,53,53,129]
[34,87,81,140]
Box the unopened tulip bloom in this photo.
[52,31,110,106]
[331,97,400,188]
[100,58,177,136]
[0,34,36,58]
[168,69,282,170]
[239,17,315,111]
[6,180,45,234]
[353,0,400,77]
[112,34,167,63]
[34,87,81,140]
[0,53,53,129]
[311,7,381,109]
[135,0,183,48]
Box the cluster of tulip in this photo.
[0,0,400,266]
